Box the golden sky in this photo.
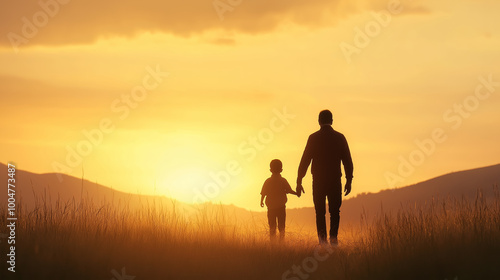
[1,0,499,210]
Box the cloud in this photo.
[208,37,237,46]
[0,75,109,111]
[397,5,432,16]
[365,1,432,15]
[0,0,430,49]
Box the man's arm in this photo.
[260,194,265,208]
[296,136,313,196]
[341,135,354,196]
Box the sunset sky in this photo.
[1,0,499,210]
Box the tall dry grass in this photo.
[351,188,500,279]
[1,188,499,280]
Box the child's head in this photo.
[270,159,283,174]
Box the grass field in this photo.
[1,188,499,280]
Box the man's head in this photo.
[318,110,333,126]
[270,159,283,174]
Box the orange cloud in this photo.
[0,0,431,50]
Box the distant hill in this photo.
[288,164,500,229]
[0,163,266,228]
[0,162,177,209]
[1,163,499,232]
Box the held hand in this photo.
[296,184,305,198]
[344,181,352,196]
[260,202,264,208]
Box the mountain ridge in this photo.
[1,162,499,230]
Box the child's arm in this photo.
[260,194,265,208]
[289,190,299,196]
[285,180,299,196]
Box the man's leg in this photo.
[327,180,343,242]
[267,208,277,240]
[277,206,286,241]
[313,190,328,243]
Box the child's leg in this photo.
[267,208,277,239]
[277,206,286,240]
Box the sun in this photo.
[159,166,211,204]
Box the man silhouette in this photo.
[296,110,353,245]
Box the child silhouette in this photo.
[260,159,299,241]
